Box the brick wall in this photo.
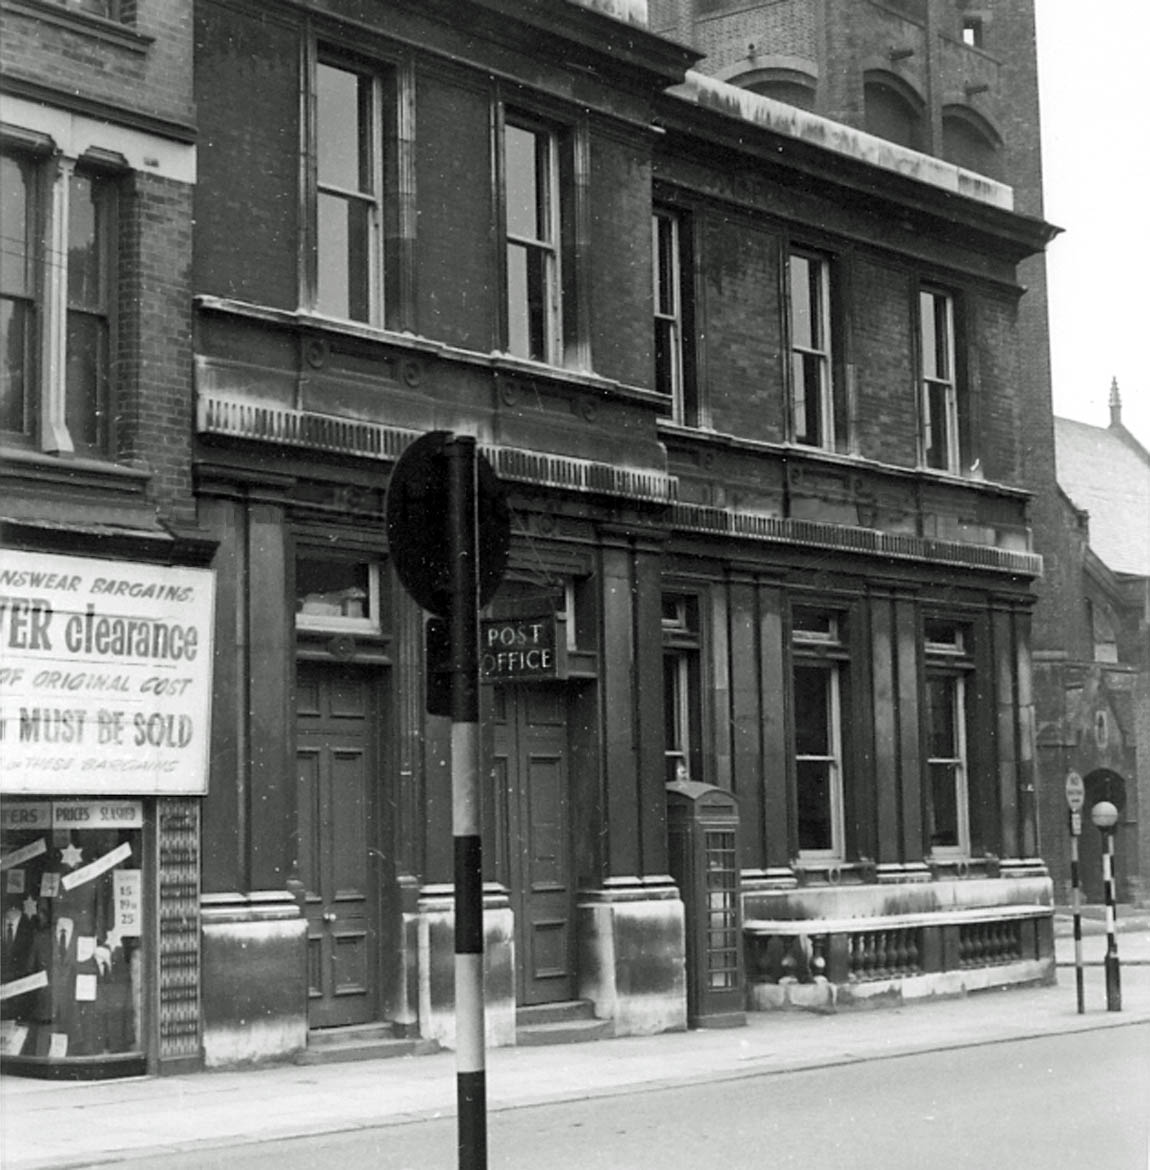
[589,136,657,388]
[702,214,786,442]
[415,74,496,351]
[117,172,196,525]
[969,291,1020,484]
[692,0,819,80]
[0,0,194,127]
[193,1,300,308]
[851,256,916,468]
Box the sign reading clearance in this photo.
[0,550,216,796]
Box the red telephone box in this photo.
[666,780,745,1029]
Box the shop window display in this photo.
[1,800,144,1073]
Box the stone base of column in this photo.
[200,892,307,1068]
[416,884,516,1050]
[577,877,687,1038]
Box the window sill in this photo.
[0,446,152,495]
[195,296,663,409]
[1,0,153,52]
[658,420,1030,500]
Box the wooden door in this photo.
[492,685,575,1006]
[296,662,379,1029]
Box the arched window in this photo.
[728,66,818,112]
[941,107,1003,181]
[743,77,816,111]
[864,73,925,152]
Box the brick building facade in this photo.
[2,0,1064,1077]
[1033,391,1150,907]
[1,0,207,1077]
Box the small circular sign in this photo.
[1065,771,1085,812]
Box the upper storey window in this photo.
[788,249,834,449]
[499,108,588,370]
[1,148,118,457]
[653,210,682,407]
[748,78,816,111]
[503,118,560,363]
[730,64,818,114]
[961,17,985,48]
[918,289,960,472]
[652,207,699,425]
[307,54,393,326]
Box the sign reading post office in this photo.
[480,616,562,682]
[0,551,216,796]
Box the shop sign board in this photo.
[480,616,561,682]
[0,551,215,796]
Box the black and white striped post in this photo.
[1090,800,1121,1013]
[1068,810,1085,1014]
[446,435,487,1169]
[387,430,508,1170]
[1065,771,1085,1014]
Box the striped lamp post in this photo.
[446,437,488,1168]
[1090,800,1121,1013]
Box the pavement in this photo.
[2,907,1148,1170]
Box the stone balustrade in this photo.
[743,904,1053,1011]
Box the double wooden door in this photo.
[491,685,575,1006]
[295,662,382,1029]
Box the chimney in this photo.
[1109,376,1122,429]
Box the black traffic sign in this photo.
[386,431,510,617]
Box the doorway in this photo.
[295,661,384,1029]
[491,684,575,1006]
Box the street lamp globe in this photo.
[1091,800,1119,831]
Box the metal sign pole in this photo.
[1101,827,1122,1012]
[1068,809,1084,1014]
[1065,772,1085,1013]
[446,436,487,1170]
[387,429,508,1170]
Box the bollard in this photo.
[1090,801,1121,1012]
